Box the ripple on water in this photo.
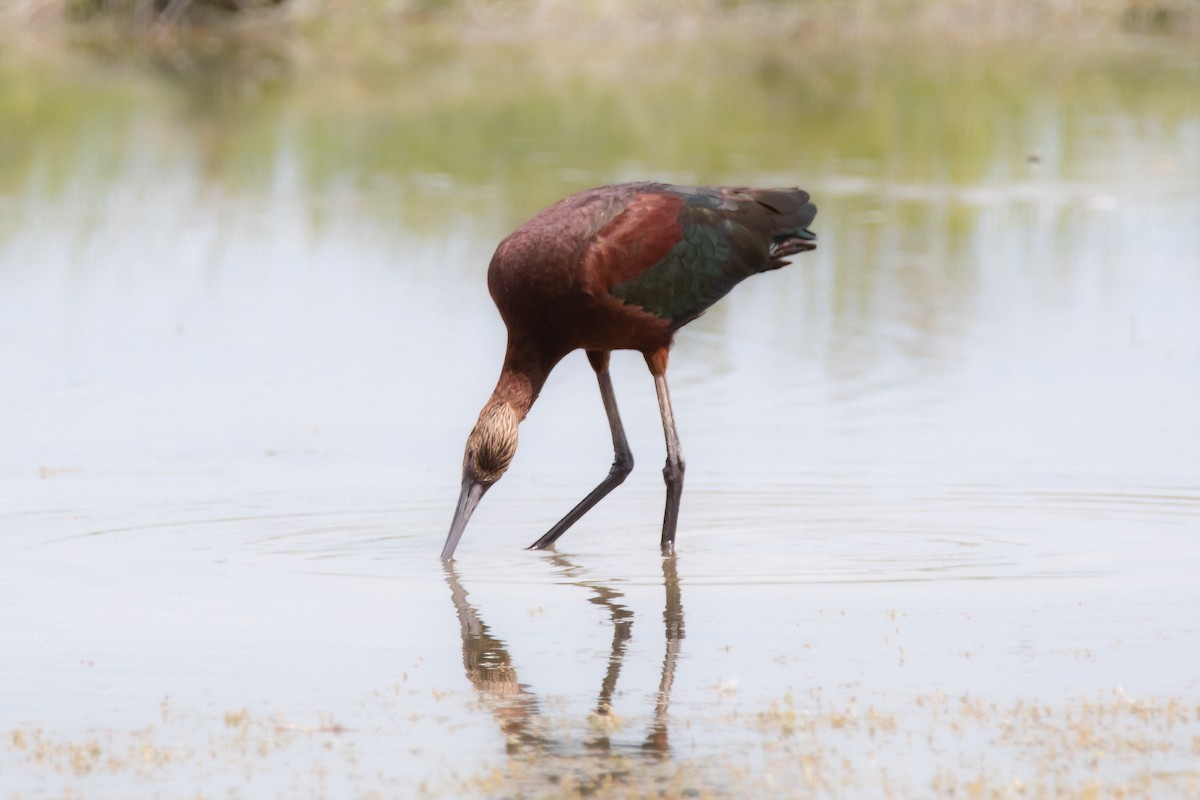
[645,479,1200,587]
[41,480,1198,588]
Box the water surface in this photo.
[2,33,1199,798]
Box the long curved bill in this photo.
[440,473,489,561]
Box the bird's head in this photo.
[440,402,520,560]
[463,402,520,485]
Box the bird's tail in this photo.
[747,188,818,268]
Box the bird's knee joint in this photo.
[610,454,634,480]
[662,458,685,483]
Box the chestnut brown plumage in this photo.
[442,182,817,560]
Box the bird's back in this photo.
[488,183,817,356]
[602,184,816,329]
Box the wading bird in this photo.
[441,182,817,560]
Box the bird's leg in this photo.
[647,348,685,555]
[527,350,634,550]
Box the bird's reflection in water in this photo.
[443,555,684,787]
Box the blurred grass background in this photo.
[2,0,1197,229]
[5,0,1198,36]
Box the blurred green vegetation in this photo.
[3,39,1196,196]
[12,0,1200,38]
[1,0,1198,235]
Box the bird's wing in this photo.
[584,186,816,330]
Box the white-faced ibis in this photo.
[441,182,817,560]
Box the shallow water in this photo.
[2,32,1200,798]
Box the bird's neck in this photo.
[489,348,556,421]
